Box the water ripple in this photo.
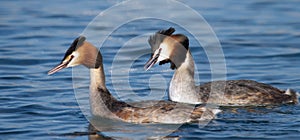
[1,0,300,139]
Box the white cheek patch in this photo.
[157,43,170,61]
[157,54,166,62]
[67,51,80,67]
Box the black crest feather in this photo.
[62,36,86,62]
[148,27,175,53]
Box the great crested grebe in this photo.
[48,36,220,124]
[144,27,298,106]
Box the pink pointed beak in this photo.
[144,48,161,71]
[47,61,69,75]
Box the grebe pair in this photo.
[48,28,298,124]
[144,27,298,106]
[48,36,219,124]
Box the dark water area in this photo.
[1,0,300,139]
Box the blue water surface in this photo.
[1,0,300,139]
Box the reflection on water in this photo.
[89,117,182,139]
[1,0,300,139]
[61,120,182,139]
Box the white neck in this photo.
[169,50,201,104]
[89,65,120,119]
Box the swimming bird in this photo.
[48,36,220,124]
[144,27,298,106]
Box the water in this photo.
[1,0,300,139]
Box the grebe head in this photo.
[144,27,189,70]
[48,36,102,75]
